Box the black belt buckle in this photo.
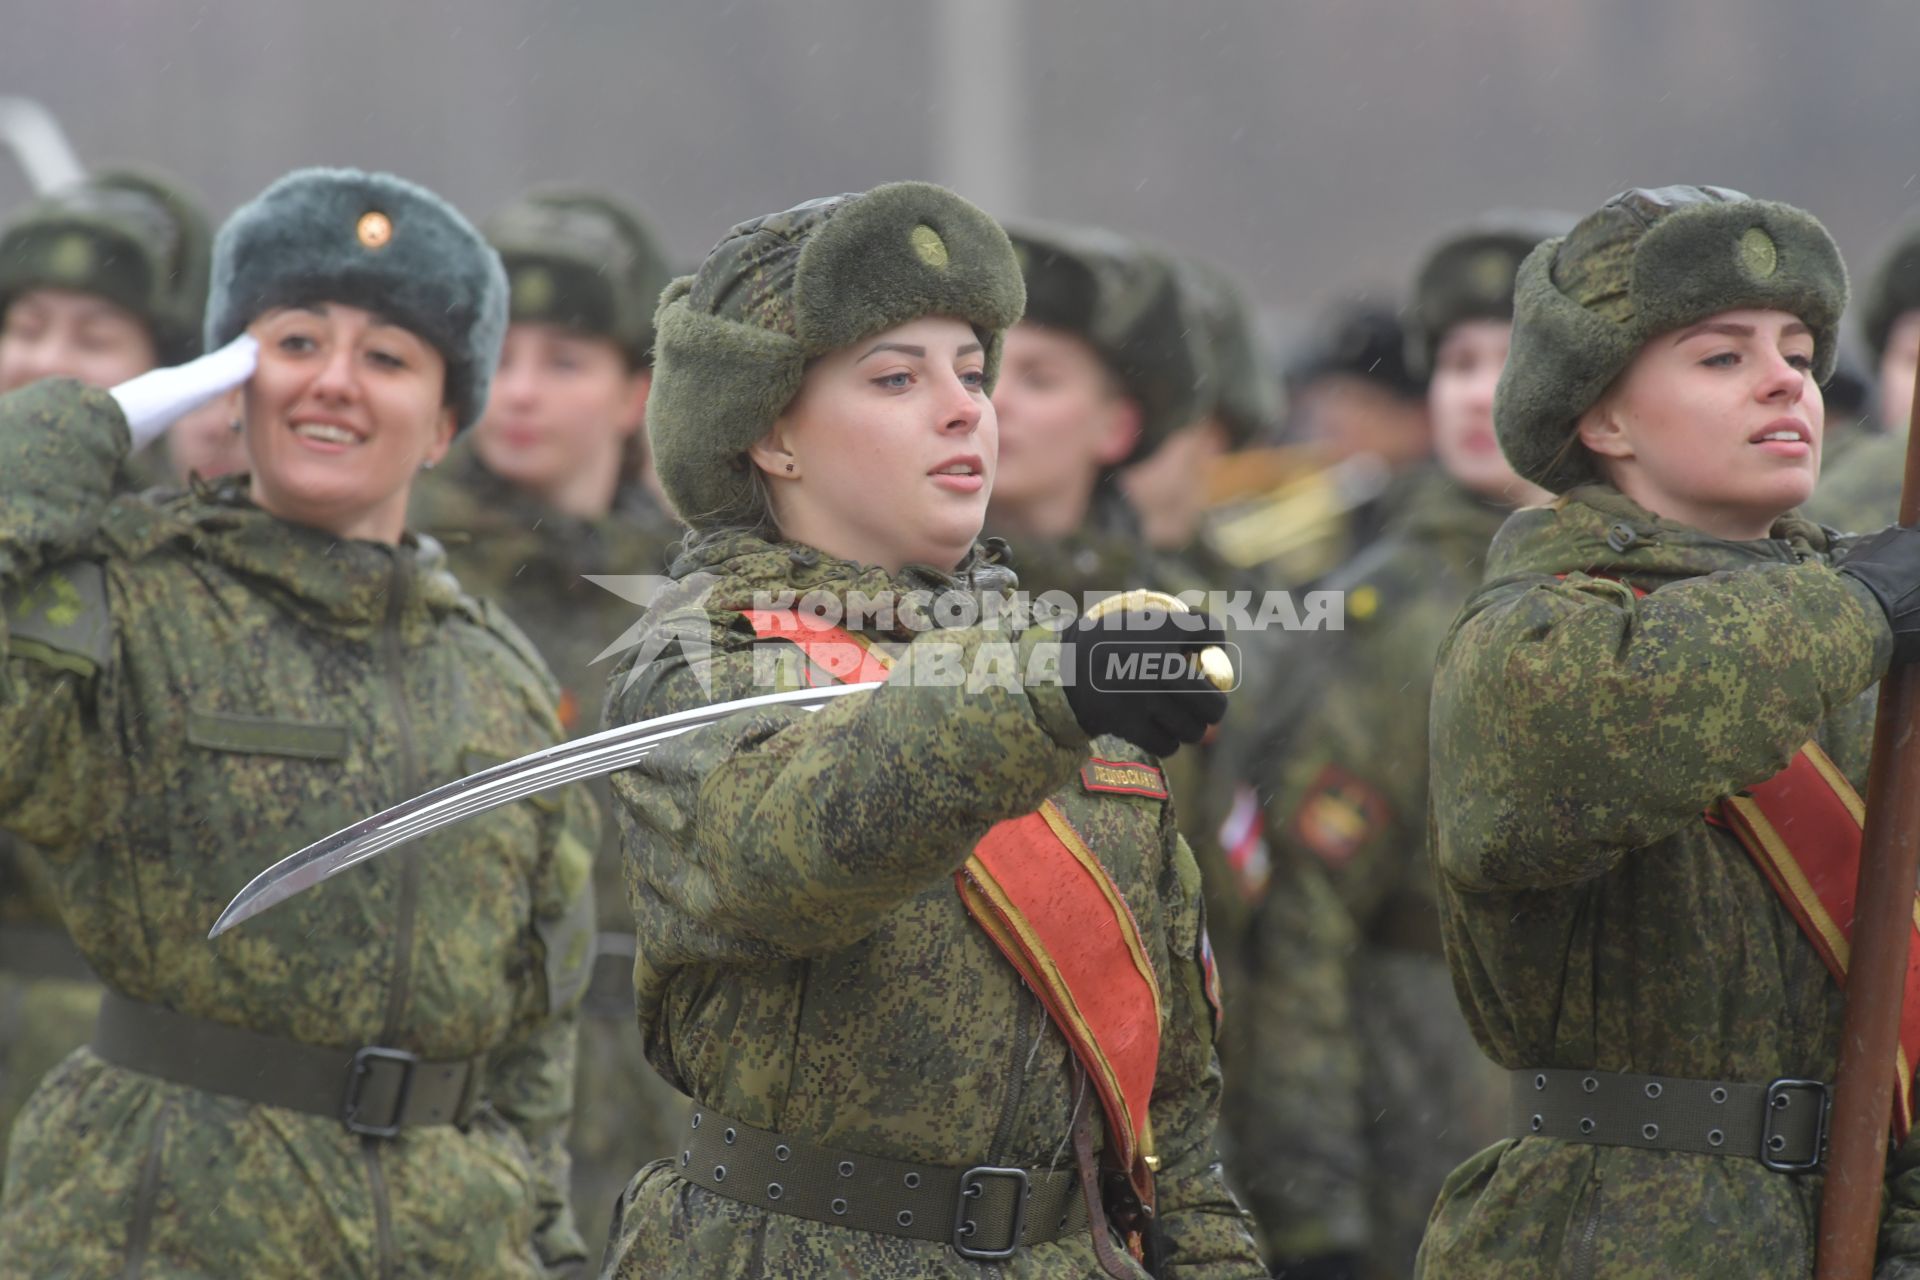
[952,1166,1029,1260]
[1761,1077,1829,1172]
[342,1045,419,1138]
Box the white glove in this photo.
[110,333,259,452]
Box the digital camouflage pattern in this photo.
[0,843,99,1186]
[0,379,595,1277]
[410,440,692,1260]
[1225,466,1511,1275]
[990,486,1170,614]
[596,531,1265,1278]
[1417,483,1920,1279]
[1807,430,1903,536]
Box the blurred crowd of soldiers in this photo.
[3,156,1918,1280]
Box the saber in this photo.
[208,682,883,938]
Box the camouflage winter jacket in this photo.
[0,379,595,1278]
[1420,484,1920,1279]
[597,531,1265,1278]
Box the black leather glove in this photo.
[1837,524,1920,663]
[1271,1253,1364,1280]
[1057,601,1229,756]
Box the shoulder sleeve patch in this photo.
[1080,757,1170,800]
[1288,762,1391,867]
[4,560,111,676]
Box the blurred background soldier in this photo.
[1224,212,1566,1280]
[986,222,1204,606]
[408,187,689,1258]
[1807,217,1920,531]
[0,168,215,485]
[0,167,211,1185]
[1121,255,1281,582]
[1202,302,1430,590]
[1120,253,1283,1101]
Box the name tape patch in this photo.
[1080,758,1170,800]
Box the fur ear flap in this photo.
[647,283,806,525]
[1495,240,1634,492]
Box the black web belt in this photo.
[92,989,486,1138]
[0,922,97,982]
[672,1105,1090,1262]
[1511,1068,1829,1172]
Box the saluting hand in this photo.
[110,331,259,452]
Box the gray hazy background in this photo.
[5,0,1918,321]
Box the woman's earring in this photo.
[785,463,795,473]
[421,459,437,472]
[228,418,243,435]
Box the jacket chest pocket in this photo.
[180,710,357,837]
[186,710,351,760]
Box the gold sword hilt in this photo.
[1079,589,1235,692]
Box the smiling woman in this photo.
[0,167,598,1279]
[243,301,455,542]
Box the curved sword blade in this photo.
[208,681,882,938]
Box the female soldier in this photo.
[409,188,689,1255]
[1420,185,1920,1276]
[0,167,236,487]
[0,167,595,1278]
[599,181,1264,1278]
[985,223,1202,606]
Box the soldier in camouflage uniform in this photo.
[1805,219,1920,532]
[1421,185,1920,1277]
[0,168,223,487]
[0,169,214,1185]
[985,224,1204,608]
[0,168,594,1277]
[1115,254,1279,1121]
[408,188,689,1257]
[596,181,1265,1277]
[1199,303,1433,594]
[1225,213,1565,1280]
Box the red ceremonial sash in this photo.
[1555,573,1920,1139]
[740,609,1164,1196]
[1710,744,1920,1141]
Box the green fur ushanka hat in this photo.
[1181,254,1279,447]
[206,167,508,431]
[648,181,1025,527]
[1860,218,1920,363]
[1497,185,1848,492]
[1406,209,1574,376]
[0,168,212,364]
[1008,223,1203,455]
[484,190,672,366]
